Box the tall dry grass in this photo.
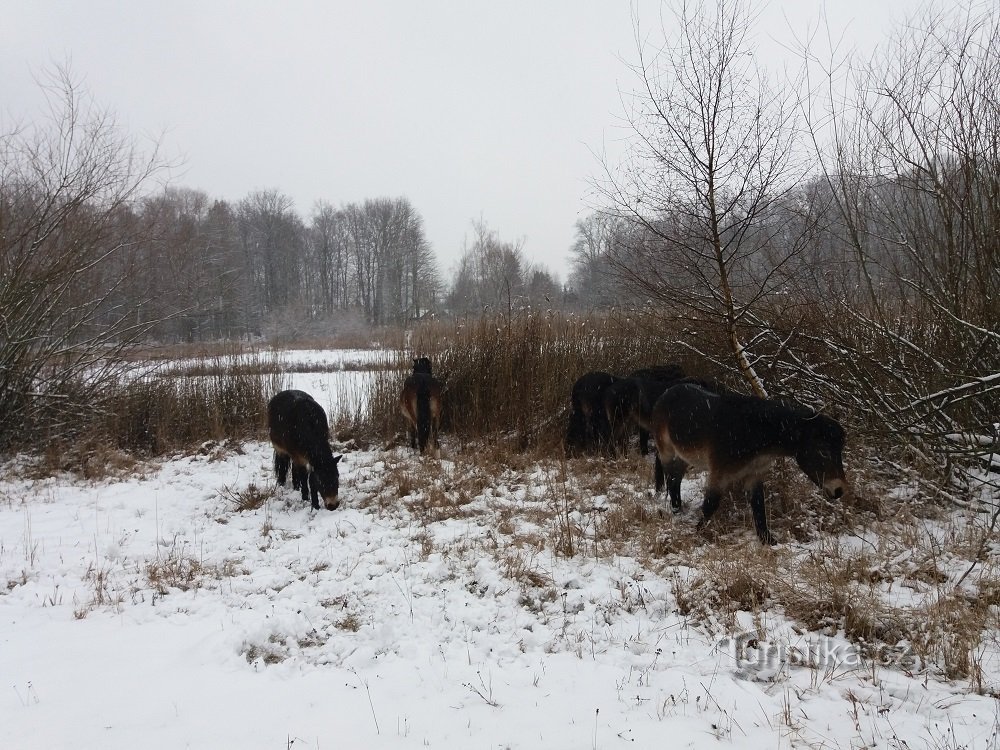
[363,311,710,452]
[32,351,287,476]
[101,357,286,455]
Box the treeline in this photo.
[129,189,440,341]
[85,189,572,344]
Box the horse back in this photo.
[268,390,329,462]
[628,364,685,383]
[654,383,819,474]
[400,373,441,420]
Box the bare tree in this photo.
[309,200,352,314]
[601,0,804,395]
[567,213,628,308]
[235,189,304,334]
[795,0,1000,473]
[0,66,167,448]
[447,220,526,318]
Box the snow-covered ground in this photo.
[1,365,998,749]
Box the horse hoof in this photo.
[760,533,777,546]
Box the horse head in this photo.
[795,413,847,499]
[312,453,343,510]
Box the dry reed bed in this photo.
[363,312,708,451]
[13,312,998,690]
[363,443,1000,691]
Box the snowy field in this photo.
[2,364,999,749]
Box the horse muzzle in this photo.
[323,494,340,511]
[824,478,847,500]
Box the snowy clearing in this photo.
[2,364,999,749]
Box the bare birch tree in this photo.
[601,0,803,395]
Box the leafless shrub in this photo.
[145,554,204,595]
[221,481,277,513]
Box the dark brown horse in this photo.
[649,382,847,545]
[602,364,686,455]
[400,356,442,457]
[268,390,343,510]
[566,371,618,455]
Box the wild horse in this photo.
[566,371,618,455]
[649,382,847,545]
[400,356,443,458]
[602,364,686,455]
[268,389,343,510]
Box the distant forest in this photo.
[5,0,993,352]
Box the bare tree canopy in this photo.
[0,66,167,449]
[599,0,804,396]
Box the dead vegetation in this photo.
[4,309,994,695]
[363,435,999,691]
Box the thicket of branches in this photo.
[581,0,999,486]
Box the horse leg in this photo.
[696,484,723,530]
[592,409,610,454]
[291,463,307,492]
[297,468,310,505]
[609,415,625,456]
[638,427,650,456]
[274,451,290,486]
[748,481,776,545]
[654,454,665,492]
[667,458,686,512]
[307,471,321,511]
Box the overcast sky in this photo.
[2,1,926,278]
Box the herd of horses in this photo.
[267,358,847,545]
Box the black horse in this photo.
[400,356,442,457]
[268,390,343,510]
[566,371,618,455]
[602,364,686,455]
[649,382,847,545]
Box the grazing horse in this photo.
[649,382,847,545]
[602,364,686,455]
[268,390,343,510]
[566,371,618,455]
[400,356,442,457]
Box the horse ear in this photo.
[333,454,343,464]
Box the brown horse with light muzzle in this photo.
[268,389,342,510]
[650,382,847,545]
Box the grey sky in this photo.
[2,1,925,279]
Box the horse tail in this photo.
[416,379,432,452]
